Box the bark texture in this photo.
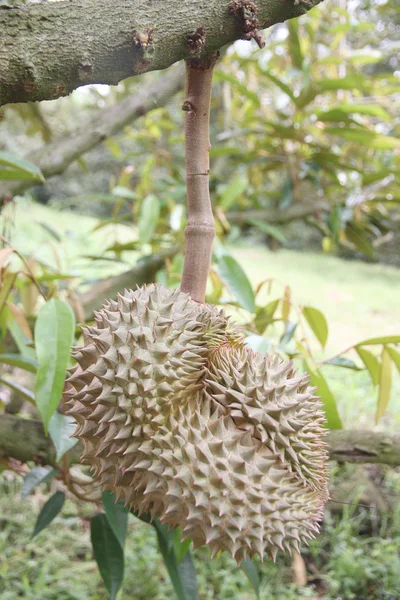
[1,414,399,467]
[327,429,400,466]
[0,65,184,202]
[80,245,180,320]
[0,0,323,106]
[180,58,216,303]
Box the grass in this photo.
[1,467,399,600]
[231,244,400,353]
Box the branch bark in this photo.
[80,245,180,321]
[1,415,399,467]
[327,429,400,466]
[180,57,216,302]
[0,0,323,106]
[0,65,184,202]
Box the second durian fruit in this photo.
[66,284,329,563]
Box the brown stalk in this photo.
[180,56,217,303]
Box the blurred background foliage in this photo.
[0,0,400,598]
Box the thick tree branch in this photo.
[80,245,180,321]
[0,65,184,202]
[0,414,81,466]
[1,415,399,467]
[0,0,323,106]
[327,430,400,465]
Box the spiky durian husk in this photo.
[66,284,328,563]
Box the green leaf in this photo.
[7,305,35,359]
[218,175,248,211]
[241,558,260,598]
[132,511,197,600]
[105,241,138,254]
[317,75,368,92]
[178,553,198,600]
[0,271,17,313]
[34,299,75,432]
[325,357,362,371]
[281,286,291,321]
[287,20,303,70]
[387,346,400,373]
[152,524,187,599]
[36,273,76,283]
[362,169,394,185]
[209,146,243,158]
[37,222,62,242]
[214,71,261,106]
[173,527,192,564]
[303,306,328,348]
[247,219,286,243]
[280,321,297,346]
[112,186,138,200]
[139,194,160,244]
[376,348,392,423]
[0,353,38,373]
[317,104,389,122]
[217,254,255,313]
[254,299,280,334]
[262,70,296,102]
[22,466,57,498]
[356,347,380,386]
[357,335,400,346]
[307,367,342,429]
[327,127,400,150]
[102,491,129,549]
[0,151,44,182]
[0,376,35,403]
[48,412,79,462]
[32,491,65,537]
[91,514,124,600]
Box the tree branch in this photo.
[0,0,323,106]
[180,57,216,302]
[327,430,400,466]
[80,245,180,321]
[0,65,184,202]
[1,415,399,467]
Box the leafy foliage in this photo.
[32,491,65,538]
[34,299,75,431]
[0,1,399,597]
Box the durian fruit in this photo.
[66,284,328,563]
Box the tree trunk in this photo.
[0,0,323,106]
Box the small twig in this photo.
[180,55,218,303]
[64,477,100,503]
[320,343,361,365]
[0,234,47,301]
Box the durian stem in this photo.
[180,55,217,303]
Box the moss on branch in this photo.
[0,0,323,106]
